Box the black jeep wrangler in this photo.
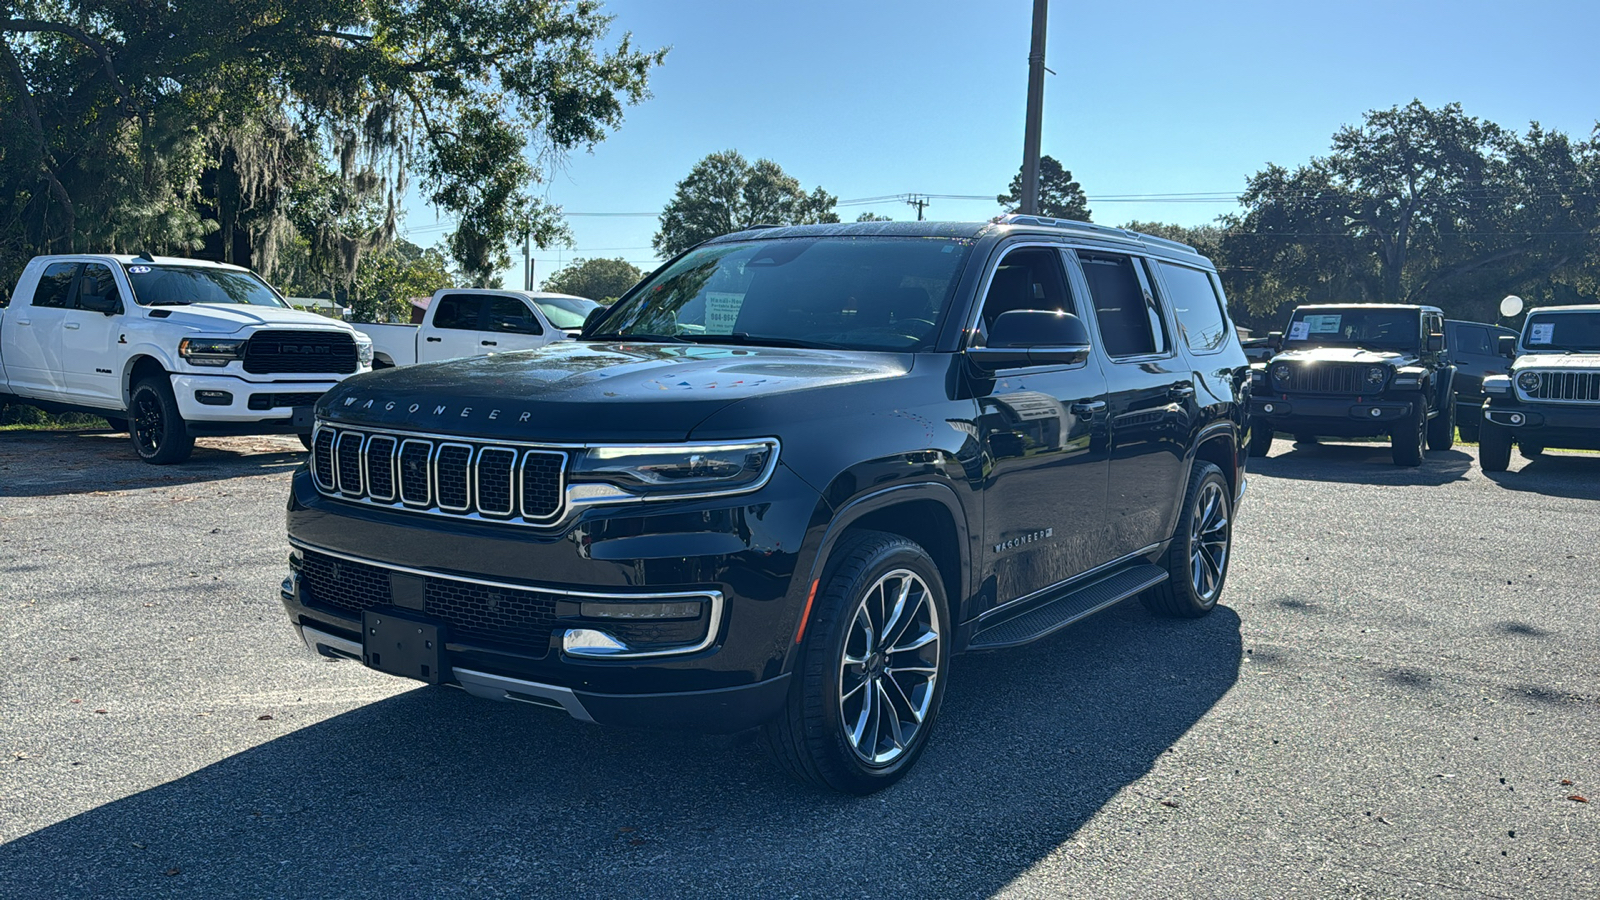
[1248,304,1456,466]
[280,217,1250,794]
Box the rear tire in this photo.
[1479,421,1512,472]
[1142,462,1232,618]
[129,376,194,464]
[1247,419,1274,457]
[764,530,949,795]
[1519,443,1544,460]
[1457,414,1480,444]
[1427,393,1456,450]
[1391,402,1425,467]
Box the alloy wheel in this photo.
[837,568,941,767]
[1188,481,1231,602]
[133,389,163,454]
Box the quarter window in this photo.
[1157,262,1229,353]
[32,262,78,309]
[1079,252,1168,357]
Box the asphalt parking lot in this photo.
[2,429,1596,899]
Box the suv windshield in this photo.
[534,295,599,330]
[123,264,286,308]
[589,236,975,351]
[1522,311,1600,352]
[1284,307,1419,350]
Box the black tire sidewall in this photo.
[1427,393,1456,451]
[129,378,191,464]
[1479,421,1512,471]
[1150,463,1232,617]
[1392,401,1425,466]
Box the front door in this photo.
[971,245,1111,608]
[421,293,490,363]
[481,295,551,353]
[62,262,127,408]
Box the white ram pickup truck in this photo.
[0,253,372,463]
[358,289,597,368]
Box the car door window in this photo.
[432,294,485,330]
[1156,261,1229,353]
[1079,252,1169,357]
[75,263,123,313]
[486,297,543,335]
[977,246,1076,332]
[1453,324,1490,356]
[32,262,78,308]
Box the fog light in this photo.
[1509,413,1525,425]
[1370,407,1383,417]
[563,628,630,657]
[1262,403,1275,414]
[195,390,233,406]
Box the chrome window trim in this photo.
[474,445,518,517]
[365,435,398,503]
[290,539,724,659]
[398,438,434,507]
[434,441,475,513]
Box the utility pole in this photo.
[905,194,930,221]
[1019,0,1049,216]
[523,233,533,290]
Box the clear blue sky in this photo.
[398,0,1600,287]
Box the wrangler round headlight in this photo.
[1366,366,1386,384]
[1517,371,1541,392]
[1271,363,1291,382]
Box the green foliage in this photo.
[350,240,454,322]
[541,256,643,303]
[654,150,839,257]
[855,211,893,222]
[1223,101,1600,321]
[998,156,1091,221]
[0,0,664,290]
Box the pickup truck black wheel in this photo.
[1391,403,1425,467]
[297,433,315,451]
[1478,420,1512,472]
[1142,461,1231,618]
[1519,442,1544,460]
[765,530,948,795]
[129,377,194,464]
[1247,418,1274,457]
[1457,415,1480,444]
[1427,393,1456,450]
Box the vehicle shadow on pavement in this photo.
[1481,453,1600,501]
[0,602,1241,898]
[1248,440,1473,486]
[0,430,304,497]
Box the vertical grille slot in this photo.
[476,447,517,516]
[436,443,473,512]
[521,451,565,520]
[1528,369,1600,402]
[336,432,365,496]
[1286,363,1363,394]
[399,440,433,506]
[365,436,398,502]
[312,430,337,490]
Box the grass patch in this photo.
[0,401,113,432]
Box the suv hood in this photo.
[317,341,910,443]
[1274,347,1416,366]
[149,304,355,335]
[1511,352,1600,371]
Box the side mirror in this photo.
[1497,334,1518,358]
[580,305,608,337]
[1426,333,1443,353]
[969,310,1091,371]
[80,292,120,315]
[1267,331,1283,352]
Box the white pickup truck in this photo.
[0,253,372,463]
[358,289,598,368]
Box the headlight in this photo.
[571,440,779,497]
[355,336,374,367]
[1365,365,1387,384]
[178,337,246,367]
[1517,371,1541,392]
[1270,363,1291,382]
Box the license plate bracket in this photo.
[362,609,447,684]
[292,406,315,428]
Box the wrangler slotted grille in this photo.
[1523,369,1600,403]
[296,549,560,652]
[242,330,358,374]
[1282,362,1365,394]
[311,426,567,524]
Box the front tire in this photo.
[1479,420,1512,472]
[129,377,194,464]
[1142,461,1232,618]
[765,531,949,795]
[1247,418,1274,457]
[1391,402,1425,467]
[1457,412,1480,444]
[1427,393,1456,450]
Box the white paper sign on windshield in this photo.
[1288,321,1310,341]
[1529,322,1554,345]
[704,292,745,334]
[1304,314,1342,334]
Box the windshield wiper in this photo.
[680,333,845,350]
[585,331,689,343]
[145,299,192,306]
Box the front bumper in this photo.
[1483,398,1600,451]
[171,372,353,429]
[1251,395,1417,435]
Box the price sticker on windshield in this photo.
[1529,323,1554,345]
[704,292,744,334]
[1304,314,1342,334]
[1287,321,1310,341]
[129,265,151,274]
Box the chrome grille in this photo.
[311,425,567,525]
[1281,362,1365,394]
[1523,369,1600,403]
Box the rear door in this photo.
[61,262,128,407]
[1071,250,1193,558]
[420,293,489,362]
[4,261,78,400]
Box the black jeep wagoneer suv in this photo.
[282,216,1251,793]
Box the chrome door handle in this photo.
[1169,384,1195,399]
[64,322,80,330]
[1070,400,1107,415]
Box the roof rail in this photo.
[996,214,1199,255]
